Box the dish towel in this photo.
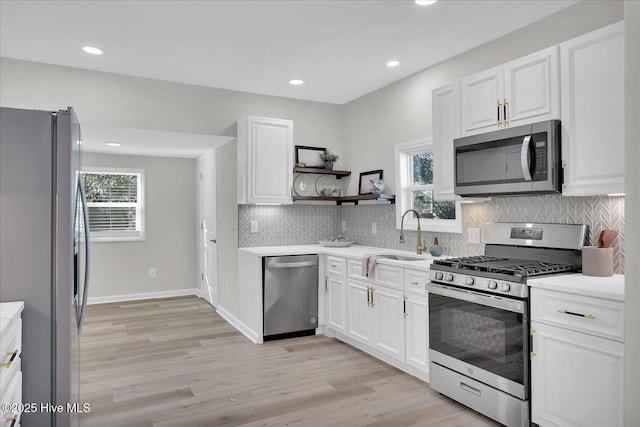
[361,256,379,277]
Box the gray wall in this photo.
[215,141,240,316]
[0,59,343,148]
[83,152,198,299]
[0,58,343,308]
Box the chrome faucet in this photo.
[400,209,425,255]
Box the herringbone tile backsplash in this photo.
[238,205,341,247]
[239,195,625,273]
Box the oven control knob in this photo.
[465,277,475,286]
[501,283,511,292]
[488,280,498,290]
[445,273,454,282]
[435,272,443,281]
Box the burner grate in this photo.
[432,256,579,278]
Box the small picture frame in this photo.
[295,146,326,168]
[358,169,383,195]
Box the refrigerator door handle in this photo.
[76,174,91,333]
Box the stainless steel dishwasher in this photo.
[263,254,319,341]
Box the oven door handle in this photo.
[427,282,525,314]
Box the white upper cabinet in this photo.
[461,46,559,136]
[237,116,293,204]
[460,65,503,135]
[560,22,625,196]
[432,82,461,201]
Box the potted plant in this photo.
[319,150,339,170]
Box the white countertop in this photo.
[239,244,442,271]
[240,245,626,300]
[528,273,624,301]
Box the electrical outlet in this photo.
[372,222,377,235]
[342,221,347,232]
[250,220,259,233]
[467,228,480,244]
[148,268,156,278]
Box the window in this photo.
[82,168,145,241]
[395,139,461,233]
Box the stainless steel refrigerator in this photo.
[0,107,90,426]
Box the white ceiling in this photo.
[1,0,579,157]
[1,0,579,106]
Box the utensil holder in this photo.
[582,246,613,277]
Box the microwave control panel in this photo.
[532,139,548,181]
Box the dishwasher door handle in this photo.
[267,261,319,269]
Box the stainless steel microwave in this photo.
[454,120,561,197]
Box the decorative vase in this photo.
[429,237,442,257]
[324,161,334,170]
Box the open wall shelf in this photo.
[293,167,351,179]
[293,194,395,205]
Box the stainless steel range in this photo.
[427,222,587,427]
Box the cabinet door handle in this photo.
[0,349,19,368]
[503,98,508,127]
[410,281,419,286]
[370,287,375,307]
[497,99,502,127]
[403,295,408,317]
[324,275,328,294]
[557,309,595,319]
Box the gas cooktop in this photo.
[431,256,580,279]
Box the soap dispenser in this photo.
[429,237,442,257]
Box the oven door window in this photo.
[429,292,527,385]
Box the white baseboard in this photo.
[87,288,202,305]
[216,305,262,344]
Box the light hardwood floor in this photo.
[80,296,498,426]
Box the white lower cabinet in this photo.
[531,322,623,427]
[323,260,431,381]
[404,293,429,375]
[371,285,405,361]
[346,279,373,344]
[326,275,346,333]
[531,287,624,426]
[346,279,405,361]
[324,255,347,334]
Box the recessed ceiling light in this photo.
[82,46,104,55]
[386,60,400,68]
[415,0,437,5]
[289,79,304,86]
[106,142,121,147]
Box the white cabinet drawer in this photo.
[326,256,346,276]
[0,319,21,389]
[374,264,404,290]
[0,366,22,426]
[531,288,624,341]
[347,258,365,278]
[404,269,428,296]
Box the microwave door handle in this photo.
[520,135,533,181]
